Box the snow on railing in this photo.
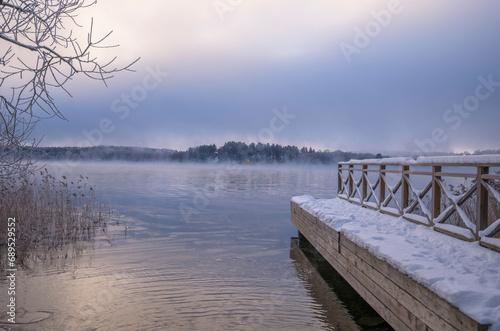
[337,155,500,250]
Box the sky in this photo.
[29,0,500,155]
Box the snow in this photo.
[384,179,401,192]
[480,218,500,238]
[436,183,477,232]
[434,223,476,241]
[417,154,500,165]
[350,197,361,204]
[405,181,432,220]
[339,157,416,165]
[434,205,454,223]
[486,181,500,204]
[481,237,500,249]
[338,154,500,166]
[380,206,400,215]
[291,196,500,329]
[364,201,378,210]
[403,213,430,225]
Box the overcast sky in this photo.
[33,0,500,154]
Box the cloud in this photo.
[30,0,500,153]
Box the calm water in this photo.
[1,162,387,330]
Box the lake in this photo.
[0,162,390,330]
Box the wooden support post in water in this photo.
[402,165,410,212]
[432,166,442,222]
[298,230,308,243]
[379,165,386,209]
[362,165,368,205]
[476,166,489,237]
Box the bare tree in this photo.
[0,0,137,178]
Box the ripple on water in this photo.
[4,163,365,330]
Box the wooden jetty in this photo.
[291,156,500,331]
[290,238,361,331]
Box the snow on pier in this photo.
[291,155,500,330]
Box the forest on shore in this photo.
[33,142,385,164]
[31,142,500,165]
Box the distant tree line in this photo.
[31,142,386,164]
[171,142,383,164]
[32,146,176,162]
[32,143,499,165]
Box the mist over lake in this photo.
[2,162,369,330]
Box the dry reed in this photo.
[0,168,109,264]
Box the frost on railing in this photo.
[337,155,500,251]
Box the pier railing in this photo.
[337,155,500,250]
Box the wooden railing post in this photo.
[348,164,354,199]
[362,165,368,204]
[336,158,500,244]
[402,165,410,212]
[379,165,386,209]
[337,163,342,195]
[477,166,489,237]
[432,166,441,222]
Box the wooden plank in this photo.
[292,207,330,254]
[342,161,500,167]
[380,169,404,174]
[479,240,500,253]
[292,214,333,265]
[340,251,425,330]
[403,214,432,226]
[292,206,415,330]
[434,226,476,242]
[434,179,477,235]
[380,206,401,218]
[435,172,476,179]
[416,161,500,167]
[298,207,317,224]
[314,237,414,331]
[362,202,379,211]
[289,239,361,331]
[359,168,383,173]
[291,203,489,330]
[340,235,485,331]
[482,174,500,180]
[340,169,366,173]
[364,177,379,204]
[404,171,432,176]
[340,241,455,331]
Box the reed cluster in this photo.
[0,168,109,263]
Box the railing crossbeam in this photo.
[337,156,500,246]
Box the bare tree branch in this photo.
[1,0,138,178]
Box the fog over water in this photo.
[1,162,360,330]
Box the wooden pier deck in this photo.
[291,155,500,331]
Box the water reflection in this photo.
[292,238,394,331]
[0,162,355,330]
[290,238,360,331]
